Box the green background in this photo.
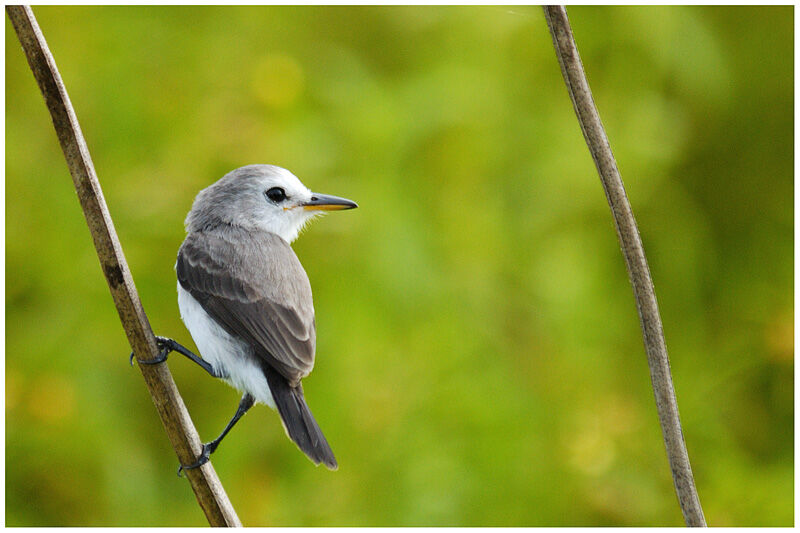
[5,6,793,526]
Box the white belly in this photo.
[177,283,275,408]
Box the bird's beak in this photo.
[302,193,358,211]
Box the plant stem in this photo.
[6,5,241,527]
[542,5,706,527]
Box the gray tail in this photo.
[265,368,338,470]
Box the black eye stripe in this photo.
[265,187,287,203]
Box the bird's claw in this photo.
[155,336,177,352]
[130,336,175,366]
[177,444,212,477]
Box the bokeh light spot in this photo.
[28,375,76,424]
[251,52,305,109]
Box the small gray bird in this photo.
[140,164,356,472]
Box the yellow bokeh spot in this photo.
[565,409,618,477]
[28,374,76,424]
[764,309,794,363]
[567,426,616,477]
[251,53,305,109]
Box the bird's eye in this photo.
[265,187,287,203]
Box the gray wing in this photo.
[177,229,315,385]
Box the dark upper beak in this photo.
[302,193,358,211]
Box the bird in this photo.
[135,164,356,473]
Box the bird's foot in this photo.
[130,336,177,366]
[177,442,217,477]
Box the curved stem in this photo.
[6,5,241,527]
[542,5,706,527]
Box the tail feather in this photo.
[265,367,338,470]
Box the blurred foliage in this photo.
[5,5,793,526]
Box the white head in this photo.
[185,165,357,243]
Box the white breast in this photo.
[177,283,276,408]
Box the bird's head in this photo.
[185,165,357,242]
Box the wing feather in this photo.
[177,229,315,385]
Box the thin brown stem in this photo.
[6,5,241,527]
[542,5,705,527]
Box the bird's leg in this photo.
[130,336,219,377]
[178,393,256,476]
